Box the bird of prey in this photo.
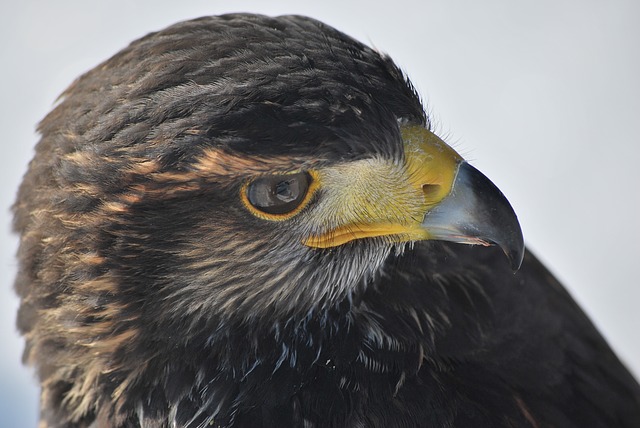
[13,13,640,428]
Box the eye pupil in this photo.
[246,172,311,216]
[275,180,295,202]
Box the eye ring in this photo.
[241,171,319,220]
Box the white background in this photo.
[1,1,638,425]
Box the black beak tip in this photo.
[459,162,525,272]
[492,213,524,272]
[501,222,525,272]
[507,243,525,272]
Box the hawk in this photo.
[13,13,640,427]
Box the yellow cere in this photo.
[401,125,463,208]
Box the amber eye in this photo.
[245,172,312,216]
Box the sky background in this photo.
[1,1,638,425]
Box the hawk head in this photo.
[14,14,523,426]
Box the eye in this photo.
[243,171,315,218]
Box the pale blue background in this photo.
[1,1,638,426]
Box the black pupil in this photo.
[275,180,296,202]
[247,172,310,215]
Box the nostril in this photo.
[422,184,441,199]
